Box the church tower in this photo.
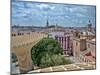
[46,19,49,27]
[87,20,93,32]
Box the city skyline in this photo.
[12,0,96,27]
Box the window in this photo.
[76,42,78,46]
[12,34,16,36]
[13,34,16,36]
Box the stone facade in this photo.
[11,32,47,74]
[73,32,96,63]
[73,38,86,57]
[55,35,73,56]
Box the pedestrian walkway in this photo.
[28,62,95,73]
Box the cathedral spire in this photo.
[46,19,49,27]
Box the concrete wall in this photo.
[11,32,47,73]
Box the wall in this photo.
[73,38,80,57]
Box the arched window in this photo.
[13,34,16,36]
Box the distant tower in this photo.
[56,23,58,27]
[87,20,93,32]
[46,19,49,27]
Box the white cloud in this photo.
[36,4,49,9]
[12,2,24,8]
[76,13,85,17]
[50,6,55,10]
[26,3,35,8]
[69,6,88,13]
[65,7,69,11]
[36,4,55,10]
[69,7,78,13]
[64,15,69,18]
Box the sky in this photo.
[12,0,96,27]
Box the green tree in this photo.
[31,37,72,68]
[40,53,53,68]
[40,54,72,68]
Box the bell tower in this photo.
[46,19,49,27]
[87,20,92,32]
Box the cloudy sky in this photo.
[12,0,96,27]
